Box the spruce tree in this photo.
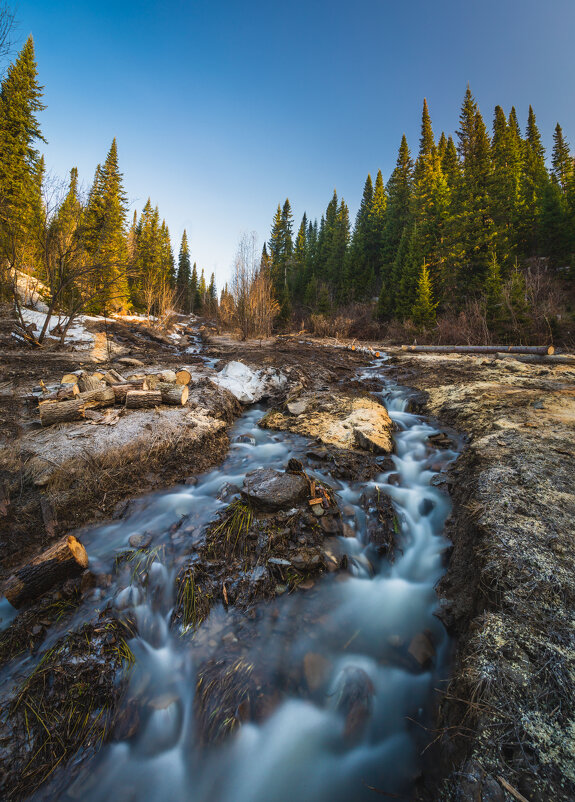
[411,260,437,329]
[176,229,191,311]
[347,173,373,300]
[551,123,572,192]
[82,139,130,312]
[518,105,548,255]
[484,251,504,333]
[190,262,199,313]
[0,36,46,285]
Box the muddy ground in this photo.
[1,312,574,800]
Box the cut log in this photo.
[40,383,79,402]
[93,372,105,380]
[76,386,115,407]
[112,381,149,403]
[158,370,178,383]
[102,369,125,385]
[176,369,192,385]
[61,373,79,385]
[2,535,88,608]
[78,374,105,392]
[154,382,189,405]
[39,399,87,426]
[495,352,575,365]
[125,389,162,409]
[400,344,554,355]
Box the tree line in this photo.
[263,88,575,339]
[0,36,215,339]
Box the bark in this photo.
[102,369,125,386]
[39,399,86,426]
[125,390,162,409]
[154,382,189,405]
[76,387,115,407]
[112,381,149,403]
[78,374,105,392]
[3,535,89,608]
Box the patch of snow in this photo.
[21,309,95,345]
[212,360,286,404]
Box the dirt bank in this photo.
[387,351,575,801]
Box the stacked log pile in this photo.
[38,366,192,427]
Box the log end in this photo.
[68,535,89,569]
[547,345,555,355]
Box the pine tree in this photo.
[484,251,504,332]
[190,262,200,313]
[176,230,191,311]
[518,105,548,255]
[379,135,413,317]
[207,272,217,315]
[347,173,373,300]
[411,260,437,329]
[551,123,572,192]
[198,267,206,312]
[0,35,46,285]
[83,139,130,312]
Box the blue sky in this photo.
[11,0,575,288]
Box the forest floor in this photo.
[0,310,574,800]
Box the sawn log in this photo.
[2,535,89,608]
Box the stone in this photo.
[407,630,435,668]
[129,532,153,549]
[287,399,309,416]
[303,652,331,691]
[242,468,309,511]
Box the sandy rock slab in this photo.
[260,392,394,454]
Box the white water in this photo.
[30,358,459,801]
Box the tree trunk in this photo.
[125,389,162,409]
[112,381,149,403]
[2,535,89,608]
[39,399,87,426]
[401,344,554,355]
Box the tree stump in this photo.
[2,535,89,608]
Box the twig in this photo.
[497,776,530,802]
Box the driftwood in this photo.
[3,535,89,608]
[400,344,554,355]
[125,389,162,409]
[176,369,192,385]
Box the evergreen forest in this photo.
[263,90,575,343]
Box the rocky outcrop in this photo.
[260,392,394,454]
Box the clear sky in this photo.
[9,0,575,288]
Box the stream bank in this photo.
[386,350,575,801]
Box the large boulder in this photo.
[242,468,309,511]
[261,392,394,454]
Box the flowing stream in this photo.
[19,356,459,801]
